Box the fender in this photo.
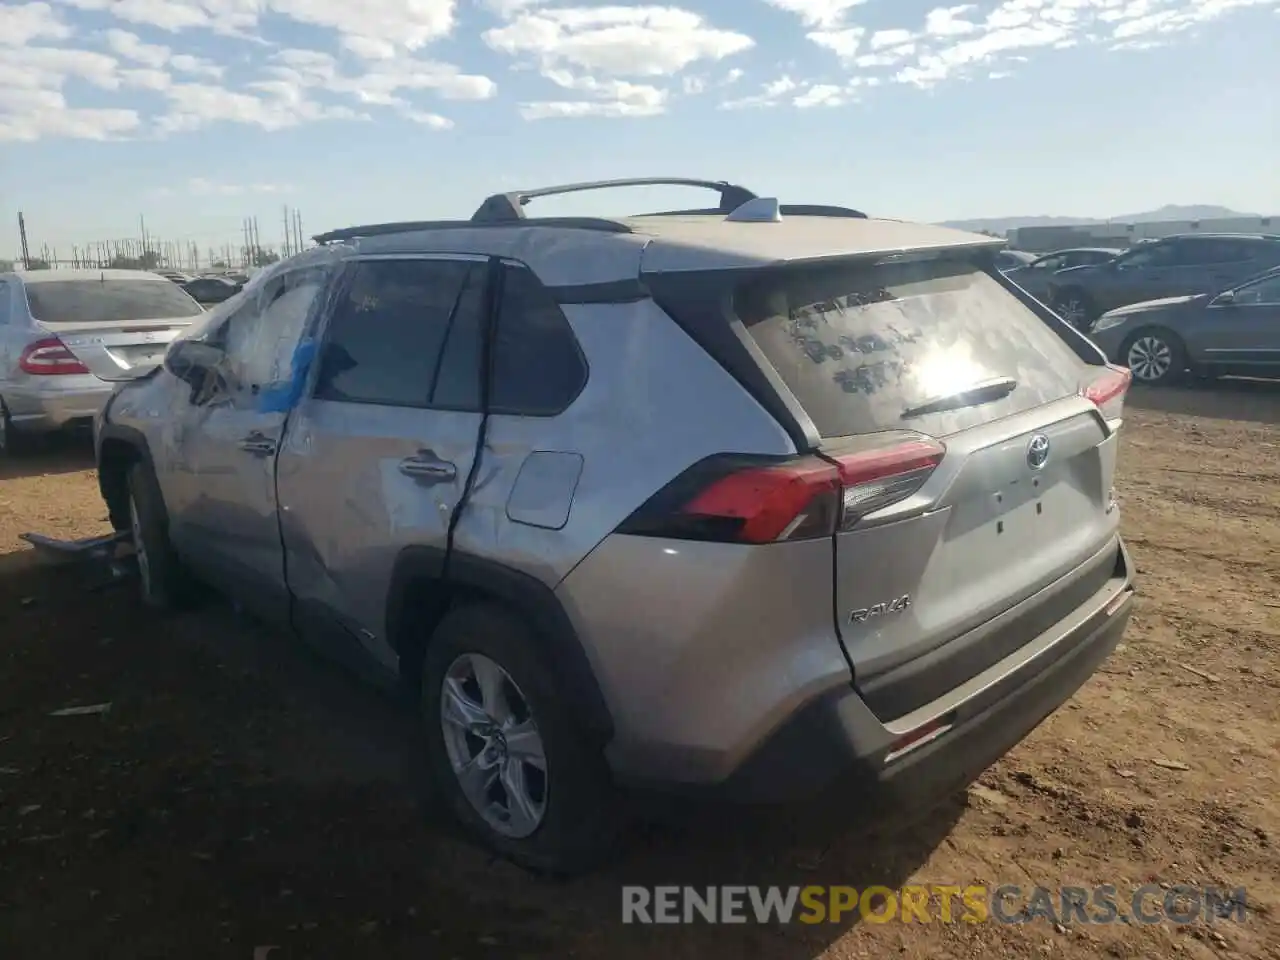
[387,545,615,747]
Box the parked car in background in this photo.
[182,275,242,304]
[1088,266,1280,386]
[1004,248,1123,300]
[0,268,205,454]
[154,270,195,284]
[95,177,1135,873]
[994,249,1036,273]
[1046,234,1280,330]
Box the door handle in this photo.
[238,433,277,456]
[398,451,456,483]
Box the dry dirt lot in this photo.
[1,383,1278,960]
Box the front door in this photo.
[168,263,331,624]
[276,255,489,670]
[1198,273,1280,372]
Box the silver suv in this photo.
[95,178,1136,873]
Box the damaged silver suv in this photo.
[95,178,1136,873]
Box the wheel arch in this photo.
[387,546,615,748]
[96,424,157,531]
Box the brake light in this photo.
[19,338,90,376]
[1081,363,1131,408]
[617,437,946,545]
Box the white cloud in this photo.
[483,6,754,77]
[265,48,496,103]
[0,2,72,46]
[761,0,869,29]
[520,69,668,118]
[0,86,138,140]
[925,4,980,36]
[156,81,368,134]
[793,83,845,107]
[721,74,802,109]
[870,28,916,49]
[809,26,866,58]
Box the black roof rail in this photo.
[312,216,632,245]
[471,177,758,223]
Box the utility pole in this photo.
[18,212,31,268]
[294,209,303,251]
[282,205,291,257]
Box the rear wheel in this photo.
[421,604,619,875]
[1122,329,1186,387]
[1053,289,1096,331]
[0,399,30,457]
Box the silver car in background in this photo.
[0,269,206,454]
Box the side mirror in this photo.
[1212,289,1236,307]
[164,339,224,386]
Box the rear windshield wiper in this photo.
[900,377,1018,420]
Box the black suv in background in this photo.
[1047,234,1280,329]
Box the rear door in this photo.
[23,276,205,377]
[735,255,1125,720]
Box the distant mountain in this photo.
[941,205,1261,234]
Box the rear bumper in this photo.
[627,538,1134,806]
[4,376,114,433]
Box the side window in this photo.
[213,266,327,394]
[1233,275,1280,306]
[432,264,588,416]
[1032,255,1064,271]
[1180,239,1250,266]
[1116,243,1178,271]
[314,258,478,407]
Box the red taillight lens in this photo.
[618,437,945,545]
[19,337,90,376]
[1081,364,1131,418]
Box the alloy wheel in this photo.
[440,652,548,839]
[129,494,152,597]
[1127,336,1174,383]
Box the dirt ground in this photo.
[2,382,1278,960]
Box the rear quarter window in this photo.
[25,278,204,324]
[734,256,1088,439]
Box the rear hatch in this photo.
[732,253,1129,720]
[25,276,205,380]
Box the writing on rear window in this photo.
[734,258,1086,438]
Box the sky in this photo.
[2,0,1278,261]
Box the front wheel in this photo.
[421,604,619,875]
[126,462,197,608]
[1122,329,1187,387]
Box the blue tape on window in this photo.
[256,338,317,413]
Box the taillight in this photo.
[19,337,90,376]
[833,438,946,531]
[1081,364,1131,420]
[617,437,946,545]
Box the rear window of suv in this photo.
[733,255,1088,439]
[25,279,204,324]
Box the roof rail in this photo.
[312,216,632,245]
[471,177,758,223]
[638,204,867,220]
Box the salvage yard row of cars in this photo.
[0,180,1276,874]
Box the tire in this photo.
[1053,288,1096,331]
[1121,328,1187,387]
[0,399,31,457]
[421,603,620,875]
[126,462,196,609]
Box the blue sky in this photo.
[2,0,1278,261]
